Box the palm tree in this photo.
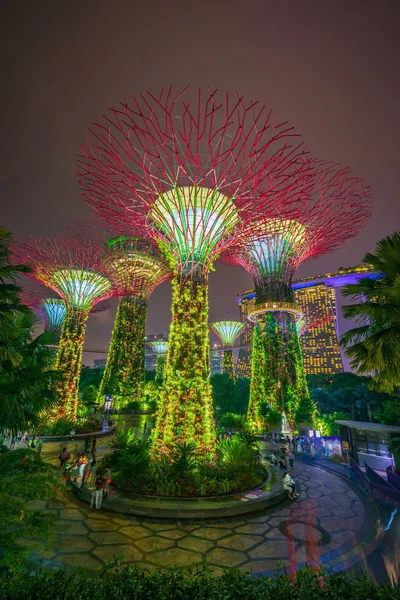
[341,232,400,394]
[0,227,31,365]
[0,311,60,434]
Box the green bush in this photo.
[219,413,246,429]
[104,433,266,498]
[1,565,399,599]
[39,416,102,436]
[0,448,61,572]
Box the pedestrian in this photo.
[288,450,295,470]
[59,447,69,474]
[282,472,299,500]
[69,429,76,441]
[104,467,112,497]
[310,442,316,458]
[77,454,88,487]
[37,439,44,454]
[90,475,105,509]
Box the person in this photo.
[59,447,69,474]
[90,475,105,509]
[69,429,76,441]
[86,453,96,486]
[279,455,287,469]
[10,436,16,450]
[37,439,44,454]
[77,454,88,486]
[269,452,277,465]
[282,472,299,499]
[327,441,333,456]
[310,442,316,458]
[104,467,112,497]
[288,450,295,470]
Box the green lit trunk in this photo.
[222,350,235,379]
[247,312,313,429]
[152,271,215,458]
[55,305,89,420]
[97,296,147,408]
[155,354,166,384]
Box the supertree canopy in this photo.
[96,235,171,407]
[21,279,110,334]
[77,85,315,456]
[210,321,244,379]
[12,234,114,419]
[148,341,169,384]
[225,163,372,428]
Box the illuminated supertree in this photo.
[98,237,171,406]
[224,164,371,428]
[147,341,169,384]
[209,321,244,379]
[77,85,313,456]
[12,235,114,419]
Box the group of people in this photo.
[267,444,299,501]
[7,432,44,453]
[59,445,112,510]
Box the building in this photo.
[236,265,378,378]
[336,420,400,471]
[210,345,223,376]
[145,334,167,371]
[93,358,106,368]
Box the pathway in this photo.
[28,460,381,576]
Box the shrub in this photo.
[1,565,399,599]
[219,413,246,429]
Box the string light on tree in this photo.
[12,234,114,419]
[210,321,244,379]
[77,86,316,456]
[224,164,372,428]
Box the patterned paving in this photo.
[28,461,381,575]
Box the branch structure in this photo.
[12,234,114,419]
[224,163,372,429]
[77,86,312,457]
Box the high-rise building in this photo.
[145,334,167,371]
[236,265,377,377]
[210,345,223,376]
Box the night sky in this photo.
[1,0,400,365]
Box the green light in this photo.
[149,341,168,355]
[42,299,66,330]
[211,320,244,347]
[52,269,111,309]
[151,186,238,266]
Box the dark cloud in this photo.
[1,0,399,363]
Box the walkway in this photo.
[28,460,381,576]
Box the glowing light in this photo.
[248,219,307,274]
[151,187,238,267]
[53,269,111,308]
[42,299,66,330]
[148,341,168,355]
[211,321,244,347]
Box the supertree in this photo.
[98,237,171,406]
[209,321,244,379]
[12,234,114,419]
[67,221,172,407]
[147,341,169,384]
[224,163,371,428]
[77,85,313,456]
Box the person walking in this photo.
[104,467,112,497]
[288,450,295,471]
[90,475,105,509]
[59,447,69,474]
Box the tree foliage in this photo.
[341,231,400,393]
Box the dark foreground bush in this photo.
[1,565,399,600]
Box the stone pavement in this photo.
[28,461,382,576]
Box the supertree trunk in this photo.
[55,306,89,419]
[247,310,311,429]
[152,270,215,458]
[222,350,235,380]
[97,296,146,408]
[155,354,166,384]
